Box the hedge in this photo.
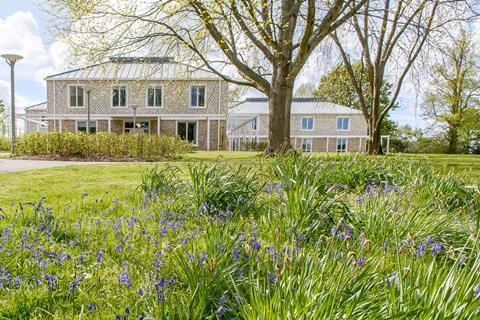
[15,132,191,160]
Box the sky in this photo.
[0,0,427,130]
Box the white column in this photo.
[59,117,63,132]
[157,116,161,135]
[359,137,362,152]
[108,118,111,133]
[326,137,329,153]
[206,117,210,151]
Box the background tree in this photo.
[0,100,7,137]
[331,0,475,154]
[294,83,316,98]
[46,0,366,154]
[314,61,398,136]
[423,30,480,154]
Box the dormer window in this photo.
[69,86,84,107]
[190,85,206,107]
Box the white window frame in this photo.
[176,120,199,147]
[336,117,350,131]
[68,85,85,108]
[302,138,313,152]
[75,120,98,133]
[146,84,163,108]
[300,116,315,131]
[189,85,207,108]
[251,116,259,131]
[336,138,348,153]
[111,85,128,108]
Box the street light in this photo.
[129,105,139,133]
[1,54,23,152]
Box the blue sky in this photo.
[0,1,426,129]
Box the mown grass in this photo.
[0,154,479,319]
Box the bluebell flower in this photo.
[97,250,104,264]
[118,272,132,288]
[44,274,56,290]
[432,242,445,255]
[88,302,96,312]
[415,241,426,258]
[68,277,82,293]
[474,284,480,298]
[137,287,144,296]
[357,257,366,268]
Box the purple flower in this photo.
[97,250,104,264]
[44,274,56,290]
[137,287,144,296]
[88,302,96,312]
[68,277,82,293]
[474,284,480,298]
[432,242,445,255]
[118,272,132,288]
[357,256,366,268]
[415,241,426,258]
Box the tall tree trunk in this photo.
[265,77,294,155]
[447,124,458,154]
[367,121,383,155]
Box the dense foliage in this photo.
[14,132,191,160]
[0,155,479,319]
[0,136,10,151]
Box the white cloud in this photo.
[0,80,36,112]
[0,11,48,65]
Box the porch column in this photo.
[59,117,63,132]
[206,117,210,151]
[359,137,362,152]
[157,116,161,135]
[108,118,111,133]
[326,137,329,152]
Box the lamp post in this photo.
[130,105,139,133]
[1,54,23,152]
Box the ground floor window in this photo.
[177,121,197,146]
[125,121,149,134]
[302,138,313,152]
[336,138,347,152]
[77,121,97,133]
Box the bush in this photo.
[0,135,10,151]
[15,132,191,160]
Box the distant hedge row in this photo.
[15,132,191,160]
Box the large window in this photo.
[336,138,347,152]
[125,121,149,134]
[190,85,206,107]
[301,117,314,131]
[147,86,162,107]
[112,86,127,107]
[251,117,258,131]
[177,121,197,146]
[302,138,313,152]
[77,121,96,133]
[337,117,350,131]
[69,86,84,107]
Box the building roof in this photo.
[229,97,363,115]
[24,102,47,111]
[45,57,220,81]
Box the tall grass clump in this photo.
[15,132,191,160]
[1,154,479,319]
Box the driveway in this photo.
[0,159,131,173]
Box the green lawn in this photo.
[1,152,478,207]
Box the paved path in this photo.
[0,159,145,173]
